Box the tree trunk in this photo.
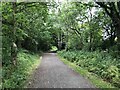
[65,30,69,51]
[115,22,120,51]
[111,14,120,51]
[58,32,61,50]
[96,2,120,51]
[11,2,18,66]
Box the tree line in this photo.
[2,1,120,71]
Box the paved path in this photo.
[27,53,96,88]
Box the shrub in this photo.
[2,50,40,88]
[58,50,120,88]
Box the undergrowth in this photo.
[58,50,120,88]
[2,49,40,88]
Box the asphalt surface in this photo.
[27,53,96,88]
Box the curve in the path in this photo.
[27,53,96,88]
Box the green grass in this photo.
[2,49,41,88]
[59,57,116,89]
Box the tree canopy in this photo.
[2,1,120,88]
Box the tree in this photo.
[95,1,120,51]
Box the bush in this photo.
[2,49,40,88]
[58,50,120,88]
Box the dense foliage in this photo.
[2,49,40,88]
[2,2,55,88]
[55,2,120,53]
[2,1,120,88]
[56,1,120,88]
[58,50,120,88]
[2,2,56,66]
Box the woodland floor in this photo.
[27,53,96,88]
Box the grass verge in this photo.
[2,49,41,88]
[58,56,116,89]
